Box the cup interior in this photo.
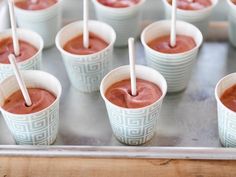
[56,20,116,57]
[163,0,218,12]
[92,0,146,11]
[141,20,203,54]
[215,73,236,106]
[100,65,167,109]
[0,28,43,56]
[228,0,236,8]
[0,70,62,113]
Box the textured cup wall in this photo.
[227,0,236,47]
[161,0,218,38]
[100,65,167,145]
[56,20,116,92]
[14,0,62,48]
[141,20,203,92]
[215,73,236,147]
[0,70,62,145]
[0,29,43,82]
[92,0,145,46]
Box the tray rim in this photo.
[0,22,233,160]
[0,145,236,160]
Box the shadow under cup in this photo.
[0,70,62,145]
[100,65,167,145]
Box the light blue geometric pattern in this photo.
[2,101,59,145]
[0,52,41,83]
[218,102,236,147]
[105,101,162,145]
[62,48,113,92]
[145,50,197,92]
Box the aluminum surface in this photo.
[0,40,231,147]
[0,0,234,157]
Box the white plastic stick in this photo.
[128,38,137,96]
[170,0,177,48]
[8,0,20,56]
[83,0,89,49]
[31,0,38,3]
[8,54,32,107]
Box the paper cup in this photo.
[141,20,203,93]
[56,20,116,93]
[0,28,43,83]
[161,0,218,38]
[227,0,236,47]
[0,70,62,145]
[14,0,62,48]
[215,73,236,147]
[100,65,167,145]
[92,0,145,47]
[0,0,9,32]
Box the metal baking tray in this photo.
[1,0,236,159]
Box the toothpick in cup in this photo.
[8,0,20,56]
[83,0,89,49]
[8,54,32,107]
[170,0,177,48]
[128,38,137,96]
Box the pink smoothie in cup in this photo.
[15,0,57,10]
[97,0,140,8]
[63,32,108,55]
[105,78,162,108]
[147,35,196,54]
[0,37,37,64]
[3,88,56,114]
[168,0,212,10]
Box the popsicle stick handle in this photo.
[31,0,38,3]
[170,0,177,48]
[8,54,32,107]
[128,38,137,96]
[83,0,89,49]
[8,0,20,56]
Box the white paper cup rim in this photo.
[13,0,61,13]
[92,0,146,11]
[162,0,218,13]
[55,20,116,59]
[100,65,167,111]
[227,0,236,8]
[215,73,236,115]
[141,20,203,57]
[0,28,44,66]
[0,70,62,117]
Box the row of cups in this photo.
[1,0,236,47]
[3,0,236,46]
[1,0,236,146]
[0,19,235,147]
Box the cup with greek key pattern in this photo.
[92,0,145,47]
[0,28,43,83]
[100,65,167,145]
[0,70,62,145]
[215,73,236,147]
[14,0,62,48]
[56,20,116,93]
